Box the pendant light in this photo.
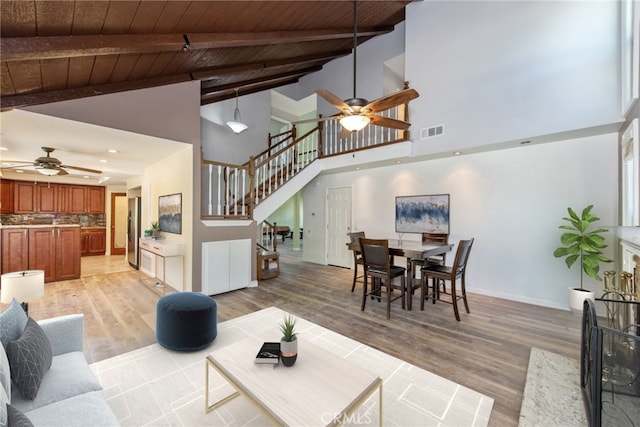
[226,88,248,134]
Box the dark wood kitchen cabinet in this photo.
[0,180,14,213]
[81,228,106,256]
[1,228,28,273]
[12,182,58,214]
[0,226,80,282]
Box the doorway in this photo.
[110,192,127,255]
[326,186,352,268]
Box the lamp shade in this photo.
[1,270,45,304]
[340,115,370,132]
[35,166,60,176]
[226,120,248,134]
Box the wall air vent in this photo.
[420,125,444,140]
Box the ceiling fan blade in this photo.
[370,115,412,130]
[0,160,34,165]
[61,164,102,174]
[364,88,419,113]
[315,89,350,111]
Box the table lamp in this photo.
[1,270,45,315]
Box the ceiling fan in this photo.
[299,0,419,133]
[0,147,102,176]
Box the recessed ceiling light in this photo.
[83,175,90,179]
[106,149,119,153]
[15,169,24,173]
[453,151,462,155]
[0,147,8,151]
[355,167,360,170]
[99,159,108,163]
[395,160,401,164]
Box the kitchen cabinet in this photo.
[0,180,14,213]
[81,228,106,256]
[13,181,36,213]
[56,227,81,280]
[0,226,81,282]
[1,228,28,273]
[12,182,58,214]
[28,228,56,282]
[67,185,105,214]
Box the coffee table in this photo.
[205,335,383,426]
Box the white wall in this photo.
[303,133,618,310]
[405,0,620,154]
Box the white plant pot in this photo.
[568,287,595,313]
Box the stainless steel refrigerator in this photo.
[127,197,141,269]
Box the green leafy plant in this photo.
[553,205,613,290]
[150,221,160,230]
[279,314,297,342]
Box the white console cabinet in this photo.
[202,239,251,295]
[139,238,185,291]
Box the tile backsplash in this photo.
[0,213,106,227]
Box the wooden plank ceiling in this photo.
[1,1,411,110]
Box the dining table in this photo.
[347,239,454,310]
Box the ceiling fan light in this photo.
[36,166,60,176]
[340,115,370,132]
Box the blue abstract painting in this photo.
[159,193,182,234]
[395,194,450,234]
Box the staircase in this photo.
[201,92,413,223]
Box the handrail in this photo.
[202,84,414,221]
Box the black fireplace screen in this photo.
[582,297,640,427]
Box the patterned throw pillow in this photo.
[0,299,28,349]
[7,404,34,427]
[6,318,53,400]
[0,342,11,402]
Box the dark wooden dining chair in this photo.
[411,232,449,277]
[420,238,474,321]
[348,231,366,292]
[359,238,406,319]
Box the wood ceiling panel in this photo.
[145,51,178,77]
[6,60,41,94]
[128,53,160,81]
[0,1,36,37]
[129,1,168,34]
[1,63,16,96]
[0,0,411,109]
[67,56,95,88]
[40,58,69,91]
[35,1,74,36]
[110,54,140,82]
[71,1,110,35]
[153,2,191,33]
[89,55,118,85]
[101,1,140,34]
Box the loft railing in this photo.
[202,99,411,220]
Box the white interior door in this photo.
[326,187,352,267]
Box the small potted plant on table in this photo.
[150,221,161,238]
[279,314,298,367]
[553,205,613,312]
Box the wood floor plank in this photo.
[1,250,583,426]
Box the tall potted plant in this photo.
[553,205,613,312]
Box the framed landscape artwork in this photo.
[158,193,182,234]
[395,194,450,234]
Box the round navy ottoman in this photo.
[156,292,217,351]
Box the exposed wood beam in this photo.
[1,28,391,61]
[200,69,319,105]
[197,50,349,88]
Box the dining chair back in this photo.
[348,231,366,292]
[420,238,474,321]
[359,238,406,319]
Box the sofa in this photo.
[1,300,118,426]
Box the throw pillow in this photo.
[0,299,28,349]
[6,318,53,400]
[1,383,8,427]
[0,342,10,402]
[7,404,34,427]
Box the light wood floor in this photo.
[7,247,582,427]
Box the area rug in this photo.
[518,348,587,427]
[90,307,494,426]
